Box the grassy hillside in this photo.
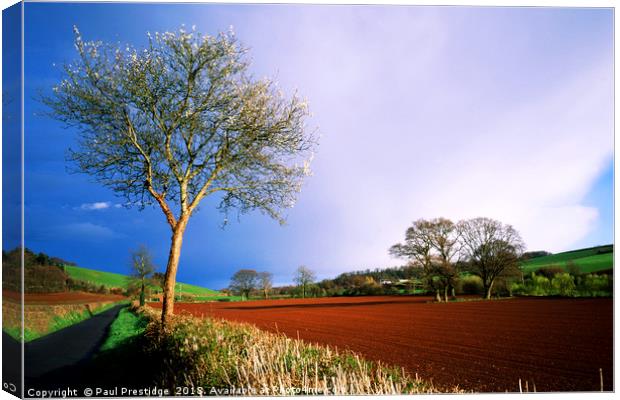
[520,245,613,274]
[171,281,219,296]
[64,265,130,288]
[64,265,219,297]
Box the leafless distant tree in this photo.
[294,265,316,298]
[130,245,156,306]
[44,26,317,325]
[257,271,273,299]
[457,217,524,299]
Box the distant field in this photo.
[173,281,219,296]
[64,265,130,288]
[3,290,127,305]
[63,265,219,297]
[192,295,244,302]
[521,245,613,273]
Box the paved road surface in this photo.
[25,305,124,379]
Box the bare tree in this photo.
[294,265,315,298]
[130,245,156,306]
[390,218,459,301]
[257,271,273,299]
[229,269,258,300]
[44,27,316,325]
[428,218,461,301]
[457,217,524,299]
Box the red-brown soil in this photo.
[3,290,126,304]
[151,296,613,392]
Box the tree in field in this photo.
[44,26,316,325]
[390,218,460,301]
[294,265,316,298]
[257,271,273,299]
[229,269,258,300]
[428,218,462,301]
[457,217,524,299]
[130,245,156,306]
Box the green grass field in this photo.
[520,245,613,274]
[64,265,130,288]
[64,265,219,297]
[173,281,219,296]
[192,295,244,301]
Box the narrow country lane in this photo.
[25,305,124,379]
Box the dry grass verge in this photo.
[139,306,459,395]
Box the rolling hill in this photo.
[63,265,220,297]
[520,244,613,274]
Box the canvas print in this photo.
[1,1,614,398]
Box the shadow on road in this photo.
[24,305,157,396]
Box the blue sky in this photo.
[2,2,21,254]
[13,3,614,289]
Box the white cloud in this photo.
[308,60,612,269]
[79,201,111,211]
[242,8,613,271]
[179,8,612,278]
[78,201,126,211]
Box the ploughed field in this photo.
[3,290,126,304]
[151,296,612,392]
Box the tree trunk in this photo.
[484,280,494,300]
[435,289,442,302]
[161,218,189,327]
[443,286,449,302]
[140,280,145,306]
[451,287,456,298]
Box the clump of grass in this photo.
[100,307,148,351]
[2,326,39,342]
[139,307,457,395]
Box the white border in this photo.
[0,2,616,400]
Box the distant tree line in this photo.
[2,246,150,297]
[2,247,77,269]
[307,265,423,297]
[520,251,552,261]
[228,266,321,299]
[3,247,80,293]
[229,264,425,299]
[226,217,612,301]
